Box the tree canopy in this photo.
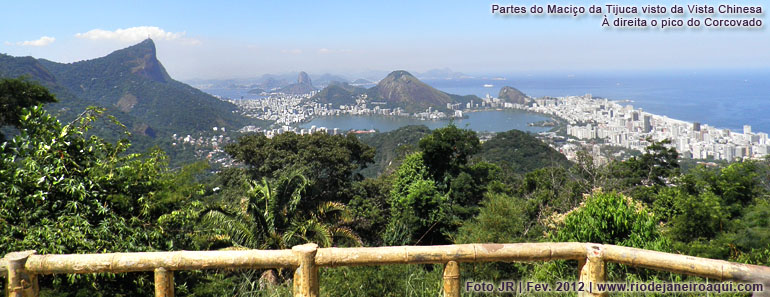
[3,80,770,296]
[418,123,480,181]
[0,77,57,141]
[223,132,375,205]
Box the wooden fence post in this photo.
[154,267,174,297]
[443,261,460,297]
[292,243,319,297]
[4,251,38,297]
[578,245,606,297]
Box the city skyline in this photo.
[2,0,768,80]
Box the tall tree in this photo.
[608,139,680,190]
[0,105,203,295]
[0,77,57,141]
[224,132,375,205]
[417,124,480,182]
[201,173,361,250]
[384,152,447,245]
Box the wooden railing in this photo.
[3,243,770,297]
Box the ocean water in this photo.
[425,69,770,133]
[202,88,265,100]
[203,69,770,134]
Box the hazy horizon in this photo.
[3,0,768,80]
[184,66,770,81]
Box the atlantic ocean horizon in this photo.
[427,68,770,133]
[203,68,770,134]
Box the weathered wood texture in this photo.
[4,251,38,297]
[292,243,319,297]
[443,261,460,297]
[602,245,770,282]
[578,244,606,297]
[22,249,296,274]
[314,242,586,266]
[154,268,174,297]
[3,243,770,296]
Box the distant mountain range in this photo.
[313,73,350,87]
[187,72,353,91]
[414,68,472,80]
[351,78,374,86]
[310,70,478,113]
[185,68,471,93]
[0,39,250,137]
[277,71,316,94]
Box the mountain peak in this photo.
[383,70,415,81]
[297,71,312,86]
[0,39,248,138]
[278,71,315,94]
[111,38,168,83]
[139,38,155,46]
[498,86,530,105]
[369,70,453,112]
[125,38,157,54]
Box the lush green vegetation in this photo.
[356,125,431,177]
[2,79,769,296]
[478,129,571,174]
[1,39,273,168]
[358,125,569,178]
[308,82,366,108]
[37,39,253,134]
[0,77,57,141]
[0,105,208,296]
[3,40,256,136]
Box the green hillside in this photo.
[311,70,479,113]
[309,81,366,107]
[357,125,432,177]
[367,70,456,112]
[0,39,268,166]
[0,53,157,145]
[357,126,570,177]
[478,129,571,173]
[35,39,248,134]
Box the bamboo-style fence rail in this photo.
[3,242,770,297]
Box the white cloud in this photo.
[16,36,55,47]
[75,26,191,43]
[282,49,303,54]
[317,48,352,54]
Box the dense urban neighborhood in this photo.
[209,88,767,167]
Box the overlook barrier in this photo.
[3,242,770,297]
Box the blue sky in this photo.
[2,0,767,79]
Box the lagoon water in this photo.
[203,69,770,133]
[299,110,552,133]
[424,69,770,133]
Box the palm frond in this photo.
[282,174,307,214]
[200,207,261,249]
[315,201,353,223]
[293,219,333,248]
[281,227,300,248]
[331,226,363,247]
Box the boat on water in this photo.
[483,84,494,88]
